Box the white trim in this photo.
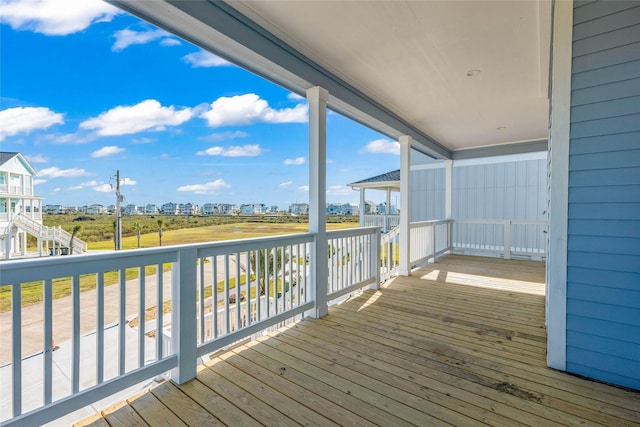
[547,0,573,371]
[307,86,329,318]
[399,135,412,276]
[444,160,453,219]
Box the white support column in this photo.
[444,159,453,219]
[398,135,412,276]
[307,86,329,318]
[444,159,454,252]
[171,248,198,383]
[359,188,365,228]
[547,0,573,371]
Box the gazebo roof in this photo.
[349,170,400,192]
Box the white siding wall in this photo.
[410,153,547,222]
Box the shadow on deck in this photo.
[77,255,640,427]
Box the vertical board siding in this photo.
[567,0,640,390]
[452,158,547,221]
[410,167,445,221]
[410,156,547,223]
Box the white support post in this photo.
[307,86,329,318]
[444,159,453,219]
[371,228,381,290]
[547,0,573,371]
[171,248,198,383]
[359,188,365,228]
[504,221,511,260]
[398,135,412,276]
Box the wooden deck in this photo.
[77,255,640,427]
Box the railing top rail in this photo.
[196,232,315,257]
[327,226,380,238]
[409,219,451,228]
[0,231,317,285]
[453,219,546,225]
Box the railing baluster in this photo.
[156,263,163,359]
[224,254,230,334]
[198,258,205,344]
[256,251,261,322]
[265,249,270,317]
[118,269,126,375]
[72,275,80,394]
[138,267,145,369]
[12,284,22,417]
[44,278,53,404]
[96,273,104,385]
[288,244,293,308]
[212,256,218,339]
[236,252,241,329]
[245,251,251,324]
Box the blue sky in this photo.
[0,0,401,209]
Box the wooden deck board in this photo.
[79,255,640,427]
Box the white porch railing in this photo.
[363,214,399,233]
[378,219,546,283]
[0,186,34,196]
[0,227,381,426]
[452,220,546,259]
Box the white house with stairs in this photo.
[0,152,87,259]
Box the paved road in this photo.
[0,255,242,366]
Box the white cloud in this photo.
[327,185,352,196]
[91,145,125,158]
[199,130,248,142]
[52,187,60,192]
[197,144,263,157]
[279,181,293,188]
[68,180,99,191]
[287,92,305,101]
[182,51,231,68]
[120,177,136,186]
[25,154,49,164]
[160,38,181,47]
[283,157,305,165]
[112,28,173,51]
[297,185,309,192]
[0,106,63,141]
[361,139,400,155]
[80,99,193,136]
[93,184,113,193]
[132,137,156,144]
[177,179,231,195]
[200,94,307,127]
[39,167,90,178]
[33,178,47,185]
[0,0,119,35]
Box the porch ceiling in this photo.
[111,1,552,160]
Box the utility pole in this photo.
[115,170,122,251]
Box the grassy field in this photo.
[3,217,358,312]
[42,213,357,245]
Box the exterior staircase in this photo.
[4,213,87,255]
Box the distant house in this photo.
[43,204,66,215]
[326,203,359,216]
[145,204,159,214]
[161,202,180,215]
[1,152,86,258]
[376,202,397,215]
[85,204,107,215]
[182,202,200,216]
[289,203,309,215]
[124,204,140,215]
